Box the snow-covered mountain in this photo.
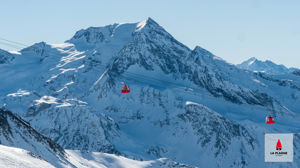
[0,109,194,168]
[1,18,300,167]
[237,57,299,75]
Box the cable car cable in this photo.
[0,37,277,110]
[0,37,28,47]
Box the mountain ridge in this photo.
[237,57,299,75]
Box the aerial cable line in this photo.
[0,37,222,98]
[0,37,28,47]
[2,37,274,123]
[0,37,277,125]
[0,37,186,88]
[119,72,208,95]
[0,41,23,50]
[0,37,250,99]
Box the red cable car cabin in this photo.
[266,115,275,124]
[121,84,130,93]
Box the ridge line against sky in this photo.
[0,0,299,68]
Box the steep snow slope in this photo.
[0,145,55,168]
[237,57,298,75]
[66,150,196,168]
[0,18,300,168]
[0,144,196,168]
[0,109,71,167]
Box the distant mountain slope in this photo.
[237,57,298,75]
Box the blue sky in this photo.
[0,0,299,68]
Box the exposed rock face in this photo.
[0,49,14,64]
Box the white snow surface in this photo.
[0,145,192,168]
[0,145,55,168]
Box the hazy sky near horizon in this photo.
[0,0,299,68]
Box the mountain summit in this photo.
[237,57,298,75]
[66,17,163,45]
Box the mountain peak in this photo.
[248,57,257,61]
[237,57,298,75]
[20,41,53,57]
[193,46,214,57]
[66,17,164,46]
[135,17,158,31]
[245,57,257,65]
[21,41,47,51]
[145,17,159,26]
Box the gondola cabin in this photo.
[121,84,130,93]
[266,115,275,124]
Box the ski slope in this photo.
[0,145,196,168]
